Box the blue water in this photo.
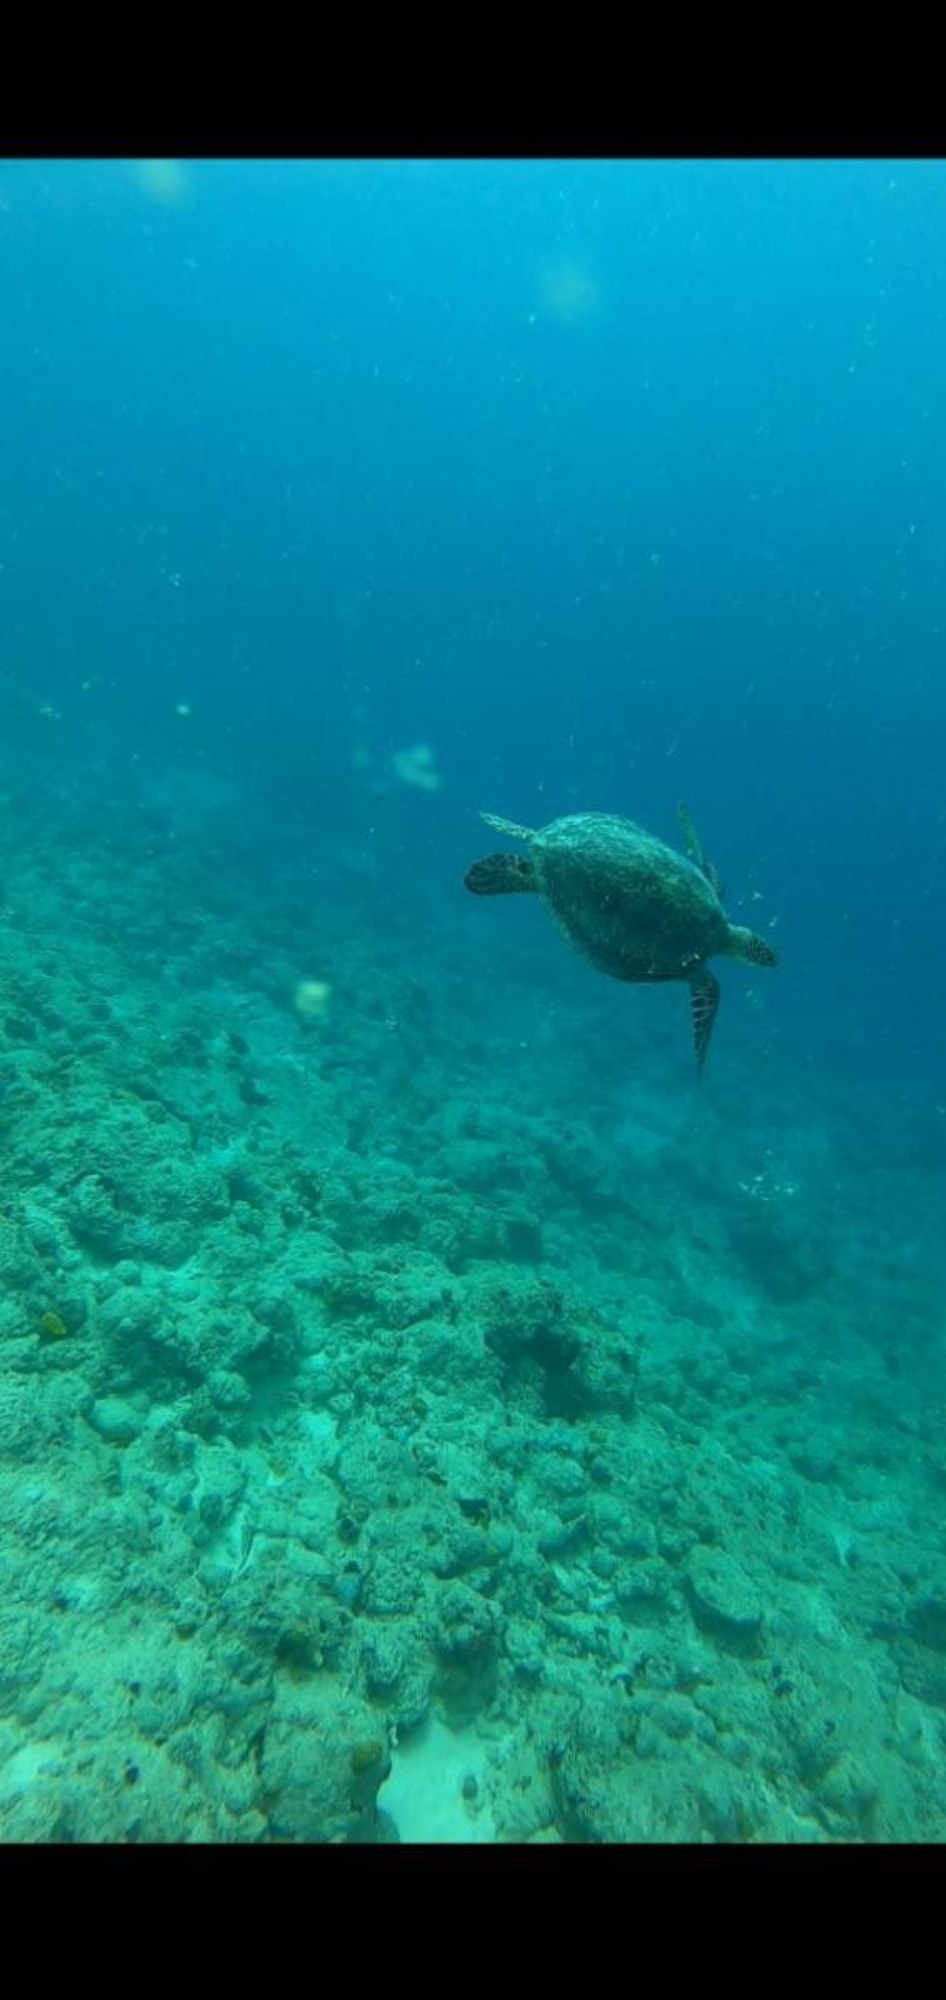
[1,158,944,1842]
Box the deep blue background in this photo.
[2,159,944,1080]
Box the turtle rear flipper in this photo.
[465,853,538,895]
[689,969,720,1076]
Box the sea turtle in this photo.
[464,804,777,1074]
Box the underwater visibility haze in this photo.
[0,157,945,1841]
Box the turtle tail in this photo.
[465,854,538,896]
[727,924,778,968]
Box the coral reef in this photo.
[1,750,944,1842]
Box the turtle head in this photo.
[465,853,538,896]
[727,923,778,968]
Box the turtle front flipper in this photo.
[689,969,720,1076]
[678,802,724,898]
[465,853,538,895]
[678,801,704,868]
[480,812,535,841]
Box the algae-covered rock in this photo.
[685,1547,765,1654]
[258,1684,391,1842]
